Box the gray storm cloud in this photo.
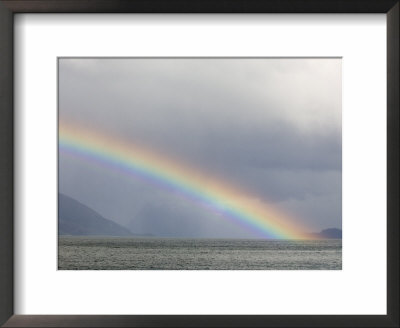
[59,58,341,237]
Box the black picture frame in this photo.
[0,1,398,327]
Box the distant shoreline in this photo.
[58,235,342,241]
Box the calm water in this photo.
[58,236,341,270]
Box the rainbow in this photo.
[59,121,314,239]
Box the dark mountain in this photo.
[58,193,133,236]
[308,228,342,239]
[319,228,342,239]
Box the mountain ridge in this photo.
[59,193,134,236]
[309,228,342,239]
[59,193,341,239]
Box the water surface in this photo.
[58,236,342,270]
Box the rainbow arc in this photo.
[59,121,314,239]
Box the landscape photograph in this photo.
[58,57,342,270]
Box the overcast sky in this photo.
[59,58,342,238]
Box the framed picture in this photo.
[0,0,398,327]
